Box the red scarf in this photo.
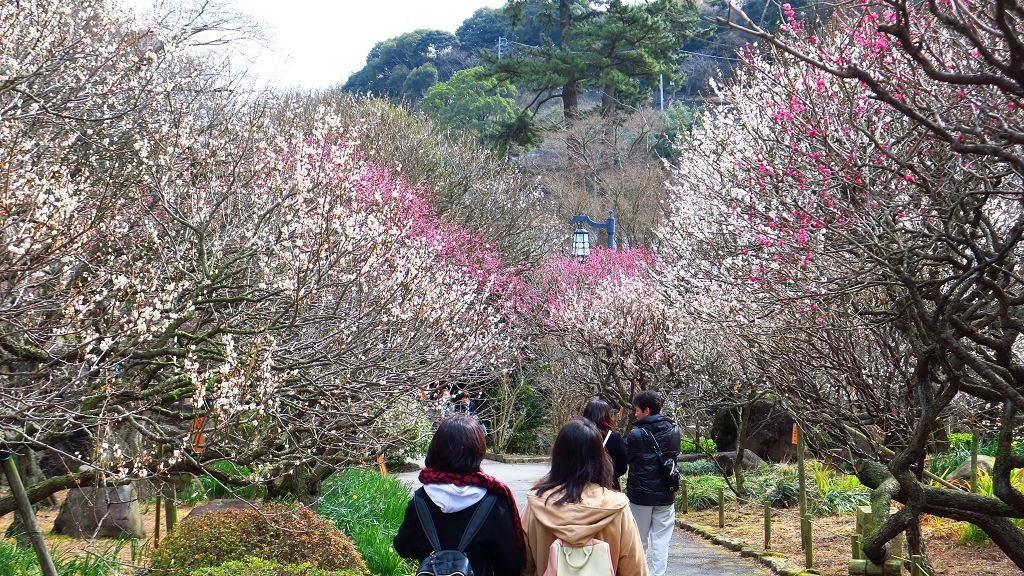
[418,467,526,562]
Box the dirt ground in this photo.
[0,489,197,573]
[685,502,1021,576]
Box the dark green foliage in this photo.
[402,64,439,100]
[681,474,731,511]
[652,102,701,162]
[679,436,716,454]
[681,463,868,514]
[488,0,700,122]
[343,30,463,101]
[150,504,366,575]
[456,8,512,54]
[192,558,363,576]
[927,433,1023,478]
[419,67,519,148]
[478,0,703,154]
[678,459,718,476]
[317,469,415,576]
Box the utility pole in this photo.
[659,73,665,111]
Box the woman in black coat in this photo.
[583,399,628,490]
[393,416,524,576]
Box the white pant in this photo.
[629,502,674,576]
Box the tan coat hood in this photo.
[525,485,629,545]
[521,484,648,576]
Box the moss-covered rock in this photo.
[190,557,364,576]
[150,504,366,575]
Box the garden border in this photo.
[677,518,821,576]
[486,454,550,464]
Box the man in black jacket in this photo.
[625,390,680,576]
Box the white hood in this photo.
[424,483,487,513]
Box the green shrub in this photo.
[681,474,731,511]
[150,504,366,575]
[317,469,415,576]
[955,522,990,546]
[808,462,869,515]
[678,460,718,477]
[192,558,363,576]
[741,464,799,507]
[679,438,717,454]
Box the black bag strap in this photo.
[413,494,443,553]
[413,493,497,553]
[457,494,496,551]
[641,427,664,459]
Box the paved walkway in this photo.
[396,459,767,575]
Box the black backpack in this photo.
[413,493,496,576]
[641,428,681,492]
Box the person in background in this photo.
[520,418,648,576]
[393,416,524,576]
[625,390,680,576]
[583,398,628,490]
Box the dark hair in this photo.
[583,399,615,432]
[425,416,485,474]
[533,419,612,505]
[632,390,663,415]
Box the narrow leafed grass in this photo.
[0,538,128,576]
[317,469,415,576]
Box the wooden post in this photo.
[796,424,807,517]
[718,486,725,528]
[165,488,178,533]
[802,513,814,569]
[764,501,771,550]
[681,478,688,514]
[1,454,58,576]
[796,423,809,551]
[154,486,162,546]
[852,534,862,560]
[970,430,980,494]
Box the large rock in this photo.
[713,450,767,475]
[38,431,92,478]
[184,498,253,521]
[710,400,797,463]
[53,484,145,539]
[946,455,995,483]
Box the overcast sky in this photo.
[128,0,506,89]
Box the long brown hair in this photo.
[583,398,615,432]
[533,419,612,505]
[425,416,485,474]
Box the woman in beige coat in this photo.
[521,419,648,576]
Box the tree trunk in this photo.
[856,458,1024,570]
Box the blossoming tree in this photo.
[0,0,525,518]
[663,1,1024,567]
